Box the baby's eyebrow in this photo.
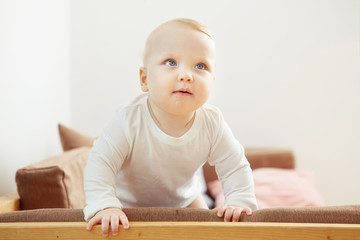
[156,53,177,62]
[199,58,211,64]
[159,52,177,58]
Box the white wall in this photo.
[1,0,358,206]
[71,0,360,206]
[0,0,70,195]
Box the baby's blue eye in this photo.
[195,63,205,70]
[165,59,177,67]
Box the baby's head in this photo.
[140,18,216,116]
[142,19,215,66]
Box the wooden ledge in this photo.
[0,222,360,240]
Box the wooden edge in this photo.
[0,222,359,240]
[0,193,20,213]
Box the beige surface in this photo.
[0,193,19,213]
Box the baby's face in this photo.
[140,23,216,117]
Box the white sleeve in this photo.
[208,112,258,210]
[83,111,130,221]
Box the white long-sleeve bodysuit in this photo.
[83,94,257,220]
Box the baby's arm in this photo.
[207,108,258,221]
[84,140,126,234]
[84,111,131,235]
[86,207,129,236]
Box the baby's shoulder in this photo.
[200,103,224,123]
[197,104,227,141]
[114,94,147,119]
[103,95,147,143]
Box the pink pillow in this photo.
[207,168,324,209]
[253,168,324,209]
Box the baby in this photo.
[84,18,258,236]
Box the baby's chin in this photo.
[169,102,204,116]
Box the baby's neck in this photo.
[147,100,195,138]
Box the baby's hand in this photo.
[86,207,129,236]
[215,206,252,222]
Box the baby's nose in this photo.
[178,71,193,82]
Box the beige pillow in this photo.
[58,124,95,151]
[16,147,91,210]
[16,125,96,210]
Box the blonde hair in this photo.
[142,18,213,65]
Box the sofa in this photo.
[0,124,359,239]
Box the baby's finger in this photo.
[101,216,110,236]
[111,215,119,236]
[120,212,130,229]
[224,206,234,222]
[244,207,253,216]
[216,207,226,218]
[86,216,101,231]
[232,208,242,222]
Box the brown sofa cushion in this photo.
[240,205,360,224]
[15,147,90,210]
[0,208,221,222]
[1,206,359,224]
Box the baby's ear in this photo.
[139,67,149,92]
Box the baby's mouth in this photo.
[173,88,192,96]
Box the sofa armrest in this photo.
[245,148,295,170]
[203,148,295,184]
[0,193,20,213]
